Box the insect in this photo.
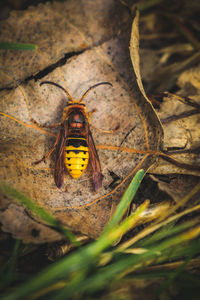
[34,80,112,191]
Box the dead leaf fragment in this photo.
[0,3,163,243]
[130,10,163,136]
[151,65,200,178]
[0,0,130,88]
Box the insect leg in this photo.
[33,146,56,165]
[88,110,119,134]
[31,119,62,129]
[91,123,120,134]
[87,109,97,124]
[33,130,61,164]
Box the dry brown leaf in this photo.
[151,65,200,177]
[129,10,200,202]
[152,174,200,203]
[129,10,163,141]
[149,65,200,201]
[0,2,163,243]
[130,10,149,103]
[151,52,200,92]
[0,0,130,88]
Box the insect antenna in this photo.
[79,82,113,102]
[40,81,74,102]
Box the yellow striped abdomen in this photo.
[64,137,89,178]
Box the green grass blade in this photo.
[0,42,38,50]
[104,169,145,232]
[139,219,199,247]
[83,241,200,297]
[2,247,90,300]
[3,217,200,300]
[3,170,199,300]
[156,242,200,295]
[2,171,145,300]
[45,202,150,300]
[0,183,77,244]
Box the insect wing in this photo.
[54,124,67,188]
[88,127,102,191]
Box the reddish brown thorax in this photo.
[68,109,85,130]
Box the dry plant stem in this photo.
[144,256,200,272]
[161,109,200,124]
[159,154,200,171]
[0,112,56,137]
[165,92,200,109]
[164,147,200,155]
[117,202,200,252]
